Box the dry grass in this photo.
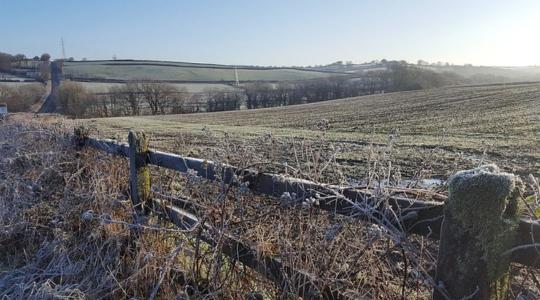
[0,117,203,298]
[2,114,540,299]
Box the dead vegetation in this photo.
[1,115,539,299]
[0,83,45,112]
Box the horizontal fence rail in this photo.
[152,196,357,300]
[82,135,540,269]
[86,136,358,299]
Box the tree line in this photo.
[59,81,203,117]
[57,61,468,118]
[0,52,52,82]
[240,62,466,110]
[58,80,247,118]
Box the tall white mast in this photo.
[234,66,240,86]
[61,38,66,59]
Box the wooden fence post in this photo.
[433,165,522,300]
[73,126,88,150]
[128,130,151,214]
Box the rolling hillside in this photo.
[310,61,540,83]
[63,60,343,82]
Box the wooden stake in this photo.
[73,126,88,150]
[128,130,151,214]
[433,165,522,300]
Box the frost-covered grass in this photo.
[84,82,540,178]
[0,115,443,299]
[74,81,241,94]
[3,110,539,299]
[0,81,39,88]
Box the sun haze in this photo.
[1,0,539,66]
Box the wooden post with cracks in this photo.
[128,130,151,216]
[433,165,523,300]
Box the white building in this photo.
[0,103,7,116]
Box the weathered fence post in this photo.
[128,130,151,214]
[433,165,522,300]
[73,126,88,150]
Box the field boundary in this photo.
[64,60,350,74]
[75,128,540,298]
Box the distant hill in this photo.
[309,61,540,83]
[62,59,540,85]
[420,65,540,83]
[62,60,346,83]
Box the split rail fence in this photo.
[74,129,540,299]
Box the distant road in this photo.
[38,62,62,113]
[30,80,51,113]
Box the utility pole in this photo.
[61,38,66,59]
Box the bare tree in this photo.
[40,53,51,62]
[0,83,45,112]
[139,81,178,115]
[125,82,142,115]
[39,62,50,82]
[0,52,13,72]
[58,81,91,118]
[169,86,189,114]
[106,89,128,116]
[109,82,141,116]
[14,54,26,63]
[91,94,110,117]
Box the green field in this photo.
[84,82,540,179]
[63,60,338,82]
[74,81,241,94]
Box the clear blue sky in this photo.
[1,0,539,66]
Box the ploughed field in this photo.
[83,82,540,180]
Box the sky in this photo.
[1,0,539,66]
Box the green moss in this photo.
[447,164,522,297]
[130,130,152,209]
[137,167,151,200]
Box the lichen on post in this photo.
[433,164,522,300]
[128,130,151,214]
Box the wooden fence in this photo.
[75,129,540,299]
